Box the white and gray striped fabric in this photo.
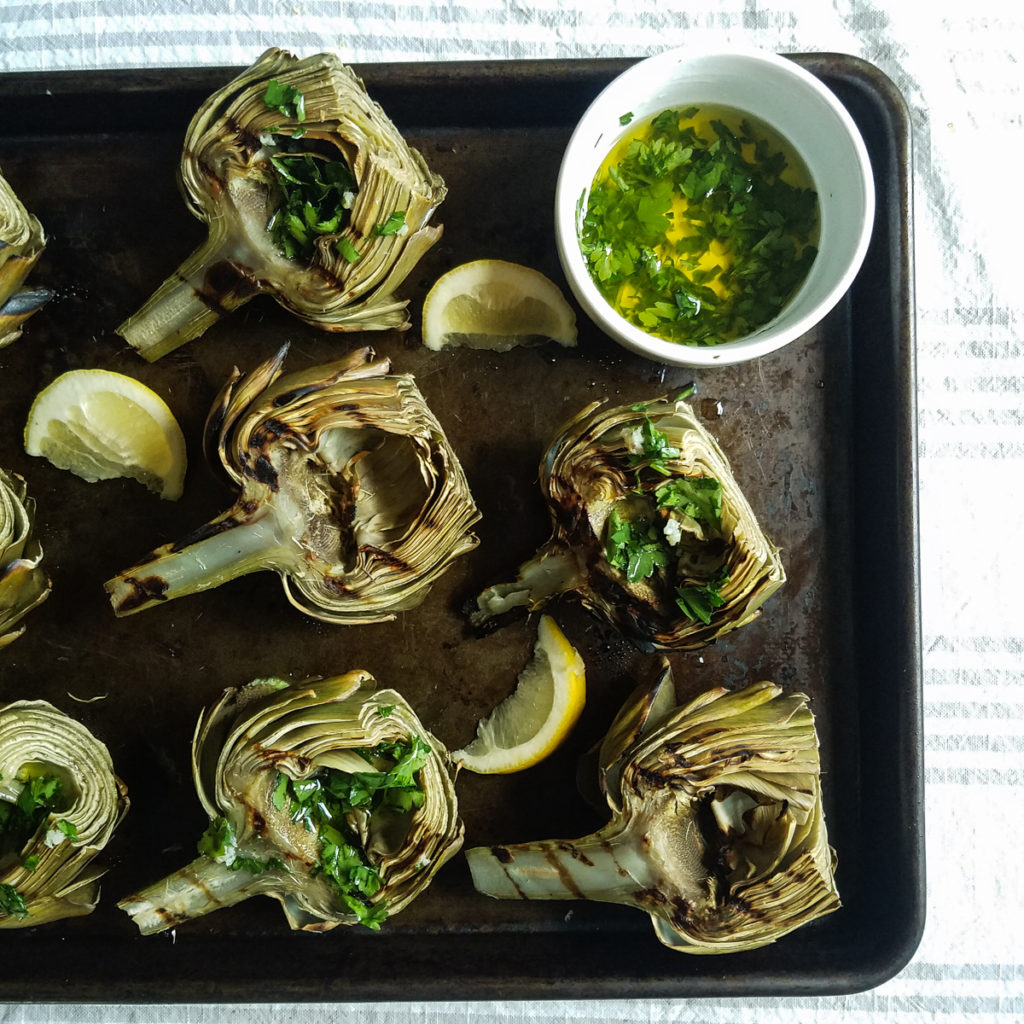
[1,1,1022,1023]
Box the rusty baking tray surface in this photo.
[0,54,921,1001]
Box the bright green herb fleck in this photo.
[676,564,731,624]
[336,237,362,263]
[0,883,28,920]
[374,210,406,236]
[579,104,819,347]
[263,79,306,122]
[655,476,723,530]
[56,819,77,842]
[378,705,396,718]
[605,507,670,583]
[197,816,285,875]
[1,773,65,851]
[0,773,68,921]
[619,111,634,126]
[273,736,430,930]
[628,416,681,475]
[267,148,359,261]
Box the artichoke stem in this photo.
[118,856,267,935]
[466,823,677,909]
[105,510,287,616]
[118,236,259,362]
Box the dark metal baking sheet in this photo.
[0,53,921,1001]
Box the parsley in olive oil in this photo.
[578,105,819,346]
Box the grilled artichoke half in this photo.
[0,167,52,350]
[0,468,51,648]
[467,663,839,954]
[0,701,129,928]
[471,394,784,650]
[117,47,446,361]
[118,672,463,934]
[105,345,480,623]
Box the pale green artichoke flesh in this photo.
[0,168,52,350]
[118,672,463,935]
[0,700,129,929]
[466,663,839,954]
[471,395,785,651]
[0,467,51,649]
[104,345,480,624]
[117,47,447,361]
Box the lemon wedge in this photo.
[24,368,187,500]
[421,259,577,352]
[453,614,586,774]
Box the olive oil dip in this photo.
[577,105,819,347]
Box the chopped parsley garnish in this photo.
[655,476,723,530]
[197,816,285,875]
[335,236,361,263]
[374,210,407,236]
[267,148,359,261]
[579,104,819,346]
[0,771,68,920]
[55,819,78,842]
[676,564,731,624]
[263,79,306,122]
[1,772,66,850]
[605,507,670,583]
[627,416,680,475]
[271,736,430,930]
[0,883,28,920]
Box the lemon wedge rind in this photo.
[24,368,187,501]
[453,614,586,775]
[421,259,578,352]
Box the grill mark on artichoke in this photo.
[200,261,261,313]
[239,451,279,490]
[272,384,326,408]
[251,417,299,443]
[557,841,594,867]
[112,574,170,614]
[168,511,250,552]
[490,845,514,865]
[357,547,412,574]
[541,845,585,898]
[250,809,268,839]
[600,837,631,877]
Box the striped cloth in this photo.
[1,1,1022,1023]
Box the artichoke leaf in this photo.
[117,47,447,361]
[0,468,51,648]
[0,168,52,351]
[471,395,785,651]
[466,663,839,954]
[118,673,463,935]
[0,701,129,929]
[105,345,480,624]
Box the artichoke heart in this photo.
[117,47,447,361]
[471,394,784,650]
[0,467,51,649]
[466,662,840,954]
[118,673,463,934]
[105,345,480,623]
[0,167,52,350]
[0,701,129,928]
